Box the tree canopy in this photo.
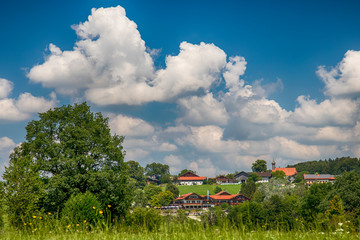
[3,103,131,227]
[288,157,360,175]
[251,160,267,172]
[126,160,146,189]
[145,162,170,184]
[178,169,195,176]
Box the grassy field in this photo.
[162,184,242,195]
[1,224,358,240]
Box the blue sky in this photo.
[1,0,360,176]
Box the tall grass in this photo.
[0,215,359,240]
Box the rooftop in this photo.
[272,167,297,176]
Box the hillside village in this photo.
[143,159,337,210]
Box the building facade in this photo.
[178,172,207,185]
[303,174,335,186]
[172,191,250,209]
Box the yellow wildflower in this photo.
[39,217,42,220]
[108,205,111,208]
[33,215,37,218]
[34,228,37,231]
[99,210,103,214]
[76,224,79,227]
[24,223,27,226]
[92,206,96,209]
[48,212,52,215]
[83,220,87,223]
[67,224,71,228]
[29,223,32,225]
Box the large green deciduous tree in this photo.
[126,160,146,189]
[251,159,267,172]
[3,103,131,227]
[145,162,170,184]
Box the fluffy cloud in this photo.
[0,79,57,121]
[189,158,217,177]
[0,136,16,176]
[28,6,227,105]
[318,50,360,98]
[223,56,247,89]
[239,98,289,124]
[291,96,359,127]
[0,78,13,99]
[176,93,229,126]
[109,114,155,137]
[21,5,360,175]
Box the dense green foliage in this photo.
[145,162,171,184]
[288,157,360,174]
[126,160,146,189]
[240,181,256,198]
[165,183,180,198]
[61,192,103,225]
[272,170,286,179]
[149,191,174,207]
[144,184,162,201]
[2,103,130,227]
[214,186,222,194]
[252,159,267,172]
[126,208,162,232]
[248,172,262,182]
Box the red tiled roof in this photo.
[178,176,207,181]
[215,191,231,196]
[179,171,199,177]
[210,194,239,200]
[174,192,195,200]
[210,191,249,200]
[272,168,297,176]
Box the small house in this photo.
[178,172,206,185]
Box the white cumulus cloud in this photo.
[0,79,57,121]
[318,50,360,98]
[0,78,13,99]
[28,6,227,106]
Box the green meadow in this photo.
[162,184,242,195]
[1,221,358,240]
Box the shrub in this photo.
[61,192,103,225]
[201,206,227,227]
[221,202,229,210]
[165,183,179,198]
[214,186,222,194]
[127,207,162,231]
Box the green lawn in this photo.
[163,184,242,195]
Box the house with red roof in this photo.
[172,192,208,209]
[209,191,249,206]
[178,171,207,185]
[303,174,335,186]
[171,190,249,209]
[213,175,237,184]
[272,167,297,182]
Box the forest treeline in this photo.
[287,157,360,175]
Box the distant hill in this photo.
[287,157,360,175]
